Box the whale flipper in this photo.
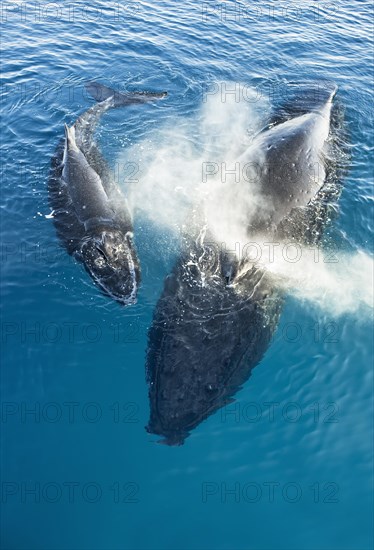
[62,124,114,227]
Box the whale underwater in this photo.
[48,82,167,305]
[146,83,345,445]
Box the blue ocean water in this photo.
[1,1,373,549]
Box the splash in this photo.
[121,83,269,233]
[116,82,373,317]
[257,244,373,317]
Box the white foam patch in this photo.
[116,82,373,318]
[256,244,373,317]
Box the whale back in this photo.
[271,82,337,123]
[272,83,345,244]
[235,83,338,238]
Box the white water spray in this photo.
[117,83,373,317]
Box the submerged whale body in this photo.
[146,83,342,444]
[146,225,283,445]
[49,82,167,305]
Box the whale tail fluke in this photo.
[85,81,167,107]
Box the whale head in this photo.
[79,229,140,305]
[145,265,282,445]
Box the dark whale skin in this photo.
[146,233,283,445]
[48,83,167,304]
[145,83,344,445]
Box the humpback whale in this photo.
[49,82,167,305]
[146,83,343,444]
[146,221,283,445]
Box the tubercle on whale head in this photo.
[78,228,140,306]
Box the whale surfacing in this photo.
[146,83,343,444]
[49,82,167,305]
[146,224,282,445]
